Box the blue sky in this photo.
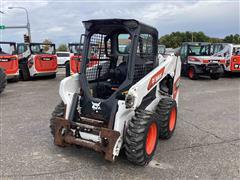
[0,0,239,46]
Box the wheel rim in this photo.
[146,122,158,155]
[188,68,194,78]
[169,107,177,131]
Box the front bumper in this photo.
[53,117,120,161]
[33,71,57,77]
[195,64,223,74]
[205,63,223,73]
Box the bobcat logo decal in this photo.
[92,102,101,113]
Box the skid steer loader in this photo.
[17,43,57,80]
[211,43,240,73]
[50,19,181,166]
[0,42,19,82]
[180,42,224,80]
[66,43,99,77]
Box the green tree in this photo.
[42,39,53,51]
[159,31,208,48]
[42,39,53,44]
[223,34,240,44]
[57,44,68,51]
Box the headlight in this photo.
[125,94,135,108]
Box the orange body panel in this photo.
[230,55,240,72]
[70,55,99,74]
[147,67,165,90]
[70,55,81,74]
[0,55,19,75]
[34,55,57,72]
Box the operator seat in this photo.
[110,61,127,85]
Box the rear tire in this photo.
[8,76,19,82]
[50,101,65,136]
[0,68,7,94]
[156,98,177,139]
[124,109,159,166]
[188,66,199,80]
[210,73,220,80]
[20,63,31,81]
[65,61,70,77]
[49,73,56,79]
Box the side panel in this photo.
[59,74,81,119]
[70,55,99,74]
[34,55,58,72]
[230,55,240,72]
[127,54,178,109]
[173,56,181,104]
[0,55,19,76]
[70,55,81,74]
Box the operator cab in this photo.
[79,19,158,100]
[180,42,211,65]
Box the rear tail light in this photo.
[220,60,226,64]
[188,57,200,62]
[233,59,237,62]
[203,60,209,64]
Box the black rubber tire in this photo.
[0,68,7,94]
[188,66,199,80]
[19,63,31,81]
[65,61,70,77]
[49,73,56,79]
[124,109,159,166]
[156,98,177,139]
[210,73,220,80]
[8,76,19,82]
[50,101,65,136]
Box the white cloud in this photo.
[0,0,239,45]
[48,26,64,32]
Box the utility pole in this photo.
[7,7,31,42]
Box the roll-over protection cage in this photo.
[79,19,159,99]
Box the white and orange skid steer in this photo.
[17,43,57,80]
[50,19,181,166]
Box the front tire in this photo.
[210,73,220,80]
[19,63,31,81]
[49,73,56,79]
[8,76,19,82]
[124,109,159,166]
[65,61,70,77]
[156,98,177,139]
[50,101,65,136]
[188,66,199,80]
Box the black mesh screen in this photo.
[133,33,154,83]
[133,62,153,83]
[85,33,111,82]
